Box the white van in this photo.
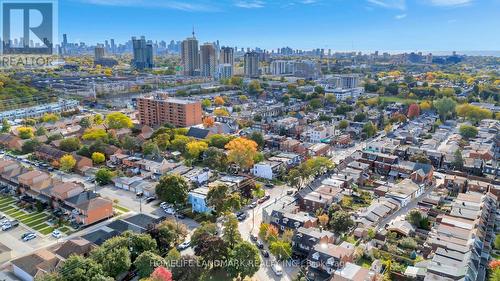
[272,263,283,276]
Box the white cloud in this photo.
[428,0,472,7]
[367,0,406,10]
[234,0,265,8]
[79,0,218,12]
[395,13,407,19]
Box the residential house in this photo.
[292,227,336,259]
[298,184,343,213]
[251,160,285,180]
[385,179,424,207]
[11,249,62,281]
[332,262,381,281]
[64,191,113,226]
[307,242,356,280]
[35,145,92,173]
[188,186,212,213]
[0,134,26,151]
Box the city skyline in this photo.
[58,0,500,52]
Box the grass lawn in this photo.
[25,216,50,228]
[0,204,15,212]
[20,213,47,223]
[59,226,72,234]
[39,226,55,235]
[380,96,420,105]
[114,205,129,213]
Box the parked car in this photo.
[164,208,175,215]
[249,202,257,209]
[256,240,264,249]
[145,196,156,203]
[261,250,270,258]
[52,230,62,238]
[272,264,283,276]
[21,232,35,239]
[286,190,294,195]
[250,234,258,242]
[175,213,185,219]
[23,233,37,242]
[265,183,274,188]
[177,241,190,251]
[1,223,12,231]
[237,213,247,221]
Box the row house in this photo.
[292,227,336,259]
[307,242,356,281]
[424,192,497,281]
[35,145,92,173]
[63,191,113,226]
[0,159,28,188]
[297,184,343,213]
[0,134,26,151]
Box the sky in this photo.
[58,0,500,52]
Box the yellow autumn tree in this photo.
[59,154,76,172]
[225,137,258,170]
[214,96,225,106]
[186,141,208,159]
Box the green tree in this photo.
[227,241,261,279]
[142,140,160,156]
[249,131,265,149]
[191,222,218,248]
[459,125,478,140]
[60,137,81,152]
[146,219,187,253]
[223,214,242,249]
[90,246,131,278]
[58,255,112,281]
[406,210,422,226]
[433,97,457,120]
[329,211,354,235]
[36,126,47,136]
[1,118,10,133]
[105,112,133,129]
[495,234,500,249]
[206,184,241,215]
[22,139,40,154]
[338,120,349,130]
[194,233,228,265]
[155,174,189,205]
[269,240,292,261]
[134,251,165,278]
[362,121,377,138]
[208,134,231,149]
[170,255,204,281]
[202,147,228,171]
[95,168,114,185]
[170,135,190,153]
[201,99,212,108]
[453,149,464,170]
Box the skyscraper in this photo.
[181,31,199,76]
[132,36,154,70]
[244,51,260,78]
[94,45,105,60]
[200,43,216,77]
[220,47,234,65]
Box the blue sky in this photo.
[59,0,500,52]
